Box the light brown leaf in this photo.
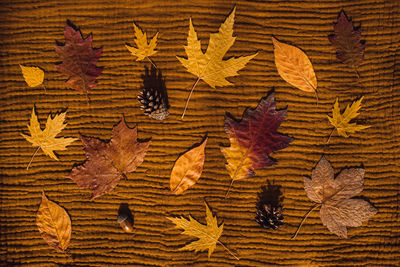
[36,192,71,253]
[170,137,207,195]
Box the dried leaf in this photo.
[302,157,377,238]
[125,23,158,61]
[178,7,257,117]
[20,65,44,87]
[167,202,238,260]
[327,96,370,140]
[21,107,77,169]
[36,192,71,253]
[55,22,102,97]
[329,11,365,75]
[68,118,150,200]
[220,94,293,196]
[170,137,207,195]
[272,37,317,98]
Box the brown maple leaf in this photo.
[293,156,377,238]
[68,118,150,200]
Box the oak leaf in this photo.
[170,137,207,195]
[167,202,238,260]
[68,118,150,200]
[125,23,158,64]
[55,22,102,99]
[21,107,77,169]
[295,157,377,238]
[327,96,370,141]
[20,65,44,88]
[178,7,257,118]
[329,11,365,77]
[36,192,71,253]
[220,93,293,196]
[272,37,318,101]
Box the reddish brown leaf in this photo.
[55,22,102,96]
[68,118,150,199]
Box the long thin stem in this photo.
[181,77,201,119]
[326,128,335,144]
[225,180,235,199]
[314,89,319,107]
[217,240,239,260]
[146,57,157,69]
[41,83,46,93]
[26,147,40,170]
[291,203,321,239]
[354,68,361,79]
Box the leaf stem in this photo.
[181,77,201,119]
[326,128,335,144]
[314,89,319,107]
[217,240,239,260]
[354,68,361,79]
[41,83,46,93]
[146,57,157,69]
[26,146,40,170]
[225,180,235,199]
[291,203,321,239]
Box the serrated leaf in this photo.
[125,23,158,61]
[36,192,71,253]
[20,65,44,87]
[170,137,207,195]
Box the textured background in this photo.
[1,0,399,266]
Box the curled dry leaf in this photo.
[68,118,150,200]
[170,137,207,195]
[293,156,377,239]
[125,23,158,67]
[272,37,318,102]
[36,192,71,253]
[20,65,44,88]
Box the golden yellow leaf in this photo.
[125,23,158,61]
[167,202,238,260]
[170,137,207,195]
[36,192,71,253]
[21,107,77,169]
[327,96,370,140]
[177,7,258,118]
[19,64,44,87]
[272,37,317,95]
[220,138,253,182]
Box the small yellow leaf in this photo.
[220,138,253,182]
[272,37,317,93]
[20,65,44,87]
[125,23,158,61]
[36,192,71,253]
[170,137,207,195]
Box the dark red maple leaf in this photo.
[220,93,293,196]
[68,118,150,200]
[328,11,365,75]
[55,21,102,97]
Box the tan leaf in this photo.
[20,65,44,87]
[170,137,207,195]
[36,192,71,253]
[272,37,317,94]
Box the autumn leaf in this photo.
[55,22,102,101]
[125,23,158,67]
[328,10,365,78]
[20,65,45,89]
[292,157,377,238]
[170,137,207,195]
[177,7,258,118]
[272,37,318,102]
[36,192,71,253]
[220,93,293,197]
[21,107,77,170]
[68,118,150,200]
[327,96,370,142]
[167,202,238,260]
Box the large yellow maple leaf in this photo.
[177,7,257,117]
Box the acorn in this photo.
[118,204,134,233]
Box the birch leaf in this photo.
[20,65,44,87]
[125,23,158,61]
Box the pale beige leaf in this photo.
[20,65,44,87]
[125,23,158,61]
[36,192,71,252]
[170,137,207,195]
[272,37,317,93]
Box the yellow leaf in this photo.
[220,138,253,182]
[272,37,317,94]
[36,192,71,253]
[20,65,44,87]
[21,107,77,169]
[125,23,158,61]
[170,137,207,195]
[178,7,257,117]
[327,96,370,139]
[167,202,238,260]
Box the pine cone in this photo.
[255,182,284,230]
[138,66,169,120]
